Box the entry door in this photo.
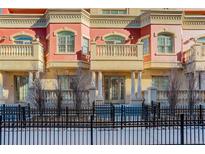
[14,76,29,103]
[104,76,125,103]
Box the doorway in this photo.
[104,76,125,103]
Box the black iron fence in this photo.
[0,102,205,145]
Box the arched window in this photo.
[104,35,125,44]
[14,35,33,44]
[57,31,75,53]
[197,37,205,43]
[157,33,174,53]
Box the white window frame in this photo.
[82,37,89,54]
[57,31,75,53]
[13,35,33,45]
[157,33,174,53]
[141,37,150,55]
[152,76,169,90]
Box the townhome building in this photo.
[0,8,205,105]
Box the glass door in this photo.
[14,76,29,103]
[104,76,125,103]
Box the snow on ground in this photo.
[1,126,205,145]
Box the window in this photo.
[152,76,169,90]
[57,75,70,90]
[141,37,150,55]
[104,35,125,44]
[57,31,75,53]
[199,72,205,90]
[14,35,33,44]
[102,9,127,15]
[197,37,205,43]
[157,33,174,53]
[82,37,89,54]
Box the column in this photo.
[97,71,103,100]
[137,71,142,99]
[91,71,96,88]
[131,71,136,101]
[35,71,40,79]
[0,72,3,98]
[29,72,34,88]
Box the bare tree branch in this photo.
[167,69,181,116]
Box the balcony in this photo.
[90,43,143,71]
[184,43,205,72]
[0,42,44,71]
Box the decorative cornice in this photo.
[183,15,205,29]
[0,14,47,28]
[140,11,183,27]
[90,15,140,28]
[2,9,205,30]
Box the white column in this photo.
[137,71,142,99]
[0,72,3,98]
[131,71,136,101]
[97,71,103,99]
[29,72,34,88]
[91,71,96,88]
[35,71,40,79]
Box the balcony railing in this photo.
[184,44,205,63]
[90,43,143,71]
[91,44,142,60]
[157,90,205,104]
[0,45,33,57]
[0,42,44,71]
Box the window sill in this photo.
[155,53,176,56]
[54,52,76,55]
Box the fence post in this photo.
[2,104,5,121]
[28,103,31,119]
[200,105,203,124]
[89,86,96,107]
[0,115,2,145]
[180,114,184,145]
[92,101,95,116]
[153,105,156,127]
[110,104,115,127]
[142,102,144,119]
[22,107,26,122]
[121,105,123,129]
[90,115,94,145]
[18,104,21,121]
[157,102,160,119]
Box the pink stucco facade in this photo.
[1,9,205,104]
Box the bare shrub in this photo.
[70,68,91,115]
[167,69,181,116]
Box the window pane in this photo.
[14,35,32,44]
[142,38,149,55]
[158,33,173,53]
[105,35,125,44]
[152,76,168,90]
[82,37,89,54]
[58,76,69,90]
[118,10,127,14]
[57,31,75,53]
[111,10,118,14]
[197,37,205,43]
[102,10,127,15]
[102,10,110,14]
